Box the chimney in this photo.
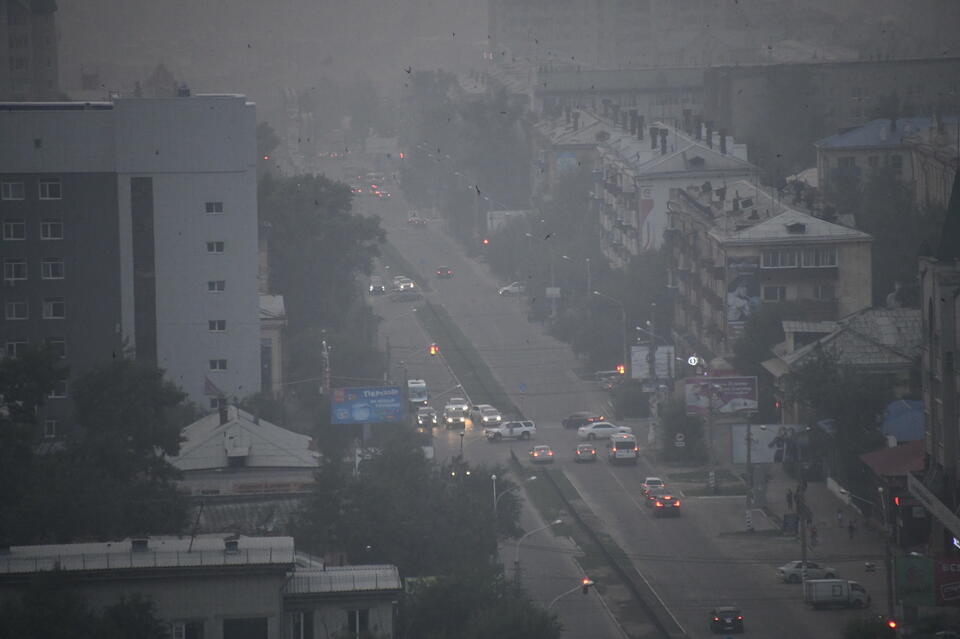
[638,115,645,140]
[650,126,658,149]
[705,121,713,148]
[629,109,638,135]
[572,111,580,131]
[219,404,229,425]
[719,128,727,155]
[660,128,668,155]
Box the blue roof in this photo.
[882,400,924,443]
[816,116,959,150]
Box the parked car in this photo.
[640,477,666,495]
[486,420,536,442]
[575,443,598,462]
[435,266,453,278]
[577,422,632,441]
[498,282,525,296]
[528,445,555,464]
[778,560,837,583]
[470,404,502,427]
[709,606,744,634]
[803,579,870,609]
[562,411,606,430]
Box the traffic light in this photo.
[581,577,593,594]
[429,343,440,356]
[893,496,901,507]
[481,237,490,247]
[616,364,626,375]
[886,618,898,630]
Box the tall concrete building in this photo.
[0,0,59,100]
[0,95,261,437]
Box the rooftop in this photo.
[285,564,402,595]
[816,116,960,150]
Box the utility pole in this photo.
[586,257,592,324]
[320,330,331,396]
[647,302,658,382]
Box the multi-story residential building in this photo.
[665,179,873,360]
[594,119,755,267]
[703,57,960,173]
[914,174,960,554]
[0,534,402,639]
[0,0,59,101]
[815,116,960,204]
[0,95,261,437]
[531,108,613,203]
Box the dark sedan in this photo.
[562,411,606,430]
[436,266,453,279]
[709,606,744,634]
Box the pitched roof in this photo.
[170,406,319,471]
[859,440,924,477]
[781,308,921,369]
[816,117,960,150]
[714,205,872,244]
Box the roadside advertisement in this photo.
[894,555,960,607]
[935,557,960,606]
[684,376,758,417]
[331,386,406,425]
[725,256,761,340]
[630,344,675,381]
[730,424,791,464]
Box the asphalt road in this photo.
[343,171,885,639]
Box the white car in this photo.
[498,282,525,296]
[470,404,502,427]
[640,477,666,495]
[577,421,632,441]
[446,396,470,412]
[392,276,416,291]
[777,560,837,584]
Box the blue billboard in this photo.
[331,386,406,425]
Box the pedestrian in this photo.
[836,508,843,527]
[848,519,856,540]
[786,488,794,511]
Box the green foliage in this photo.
[842,616,895,639]
[259,172,385,332]
[295,432,520,577]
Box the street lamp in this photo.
[514,519,562,582]
[593,291,628,377]
[548,577,594,609]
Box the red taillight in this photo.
[674,500,681,507]
[548,451,554,456]
[737,616,743,620]
[634,446,639,452]
[591,449,596,454]
[713,617,719,621]
[655,501,663,507]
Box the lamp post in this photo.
[841,487,896,619]
[593,291,628,377]
[514,519,562,582]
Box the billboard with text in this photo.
[331,386,406,425]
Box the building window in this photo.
[9,34,29,49]
[5,338,28,358]
[762,286,787,301]
[761,249,797,269]
[40,257,65,279]
[890,154,903,174]
[3,257,27,281]
[45,337,66,358]
[171,621,205,639]
[43,419,58,439]
[4,300,27,320]
[205,201,224,214]
[3,219,25,240]
[207,280,226,292]
[206,241,225,253]
[814,284,836,300]
[1,181,25,200]
[41,218,63,240]
[800,247,838,268]
[209,397,226,410]
[837,157,856,168]
[346,609,370,637]
[42,297,65,319]
[209,359,227,371]
[208,320,226,332]
[38,179,62,200]
[9,57,28,72]
[48,378,67,398]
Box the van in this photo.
[608,433,640,464]
[803,579,870,609]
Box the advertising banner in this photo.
[935,557,960,606]
[630,345,675,381]
[331,386,406,425]
[730,424,793,464]
[684,376,758,417]
[725,256,761,340]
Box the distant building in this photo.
[0,0,59,101]
[0,95,261,437]
[260,294,286,396]
[815,116,960,206]
[0,534,402,639]
[913,173,960,554]
[170,405,318,498]
[665,180,873,360]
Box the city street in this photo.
[343,168,888,638]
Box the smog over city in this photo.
[1,1,959,637]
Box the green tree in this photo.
[462,597,562,639]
